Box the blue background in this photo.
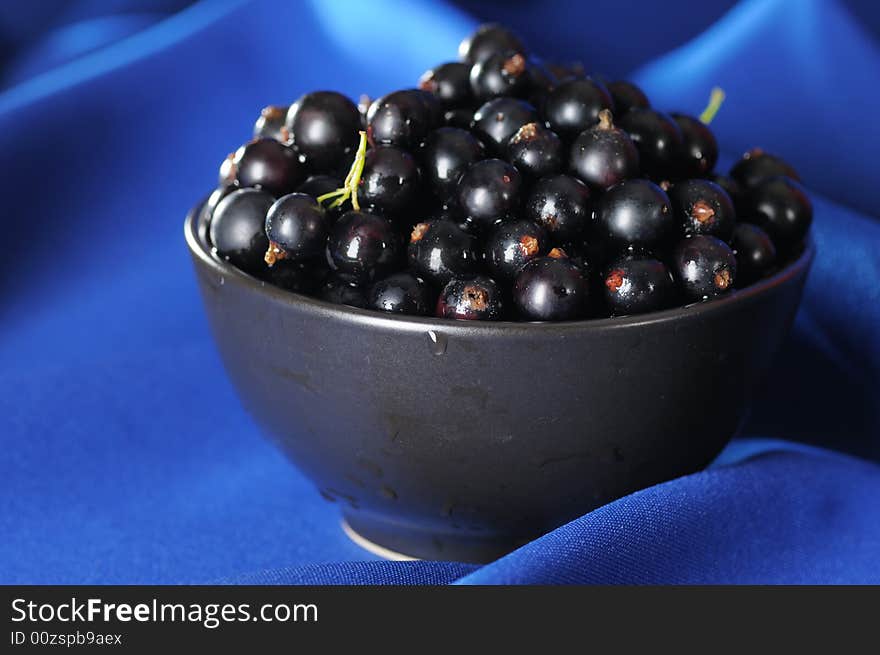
[1,0,878,584]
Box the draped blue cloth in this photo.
[1,0,878,584]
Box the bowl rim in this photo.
[185,199,815,336]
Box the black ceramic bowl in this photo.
[185,201,812,562]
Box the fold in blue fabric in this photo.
[1,0,878,584]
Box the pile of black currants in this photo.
[206,23,812,322]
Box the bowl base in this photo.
[342,512,529,564]
[341,519,420,561]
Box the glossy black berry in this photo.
[457,158,522,229]
[513,252,589,320]
[672,113,718,178]
[264,193,328,264]
[484,219,549,280]
[357,94,372,127]
[459,24,525,65]
[730,149,800,188]
[545,61,586,82]
[606,81,650,116]
[369,272,432,315]
[472,97,538,154]
[708,174,744,212]
[672,235,737,301]
[542,78,614,140]
[209,188,273,275]
[297,174,342,200]
[253,105,290,142]
[359,146,422,217]
[619,108,683,180]
[744,176,812,247]
[569,109,639,189]
[286,91,361,172]
[319,276,367,308]
[326,210,401,282]
[524,58,558,98]
[602,253,675,315]
[470,50,529,102]
[668,178,736,241]
[420,127,485,199]
[407,219,480,285]
[265,258,327,294]
[204,184,234,222]
[507,122,562,178]
[524,174,591,241]
[597,179,673,247]
[444,107,474,130]
[437,276,504,320]
[366,89,441,149]
[228,138,304,196]
[419,62,473,108]
[731,223,777,285]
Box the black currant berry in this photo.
[606,81,650,116]
[730,149,800,188]
[359,146,422,217]
[668,178,736,241]
[524,174,591,241]
[437,276,504,320]
[672,113,718,178]
[459,24,525,65]
[472,97,538,154]
[602,253,675,315]
[545,61,585,82]
[507,122,562,178]
[708,174,745,212]
[369,272,432,315]
[542,77,614,140]
[523,58,558,99]
[264,258,327,294]
[484,219,549,280]
[444,107,474,130]
[366,89,441,149]
[513,251,589,320]
[203,185,234,222]
[744,176,812,247]
[470,50,529,102]
[319,276,368,308]
[264,193,328,265]
[209,188,274,275]
[457,158,522,229]
[420,127,485,199]
[227,138,304,196]
[326,210,401,282]
[731,223,777,285]
[407,219,480,284]
[418,62,473,108]
[672,235,737,301]
[253,105,290,142]
[286,91,361,172]
[619,108,683,180]
[597,179,673,247]
[569,109,639,189]
[297,175,343,200]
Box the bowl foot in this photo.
[341,519,420,561]
[341,512,529,564]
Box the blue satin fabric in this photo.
[1,0,878,584]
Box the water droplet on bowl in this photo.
[219,276,225,286]
[427,330,447,356]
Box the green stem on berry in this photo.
[699,87,725,124]
[317,130,368,211]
